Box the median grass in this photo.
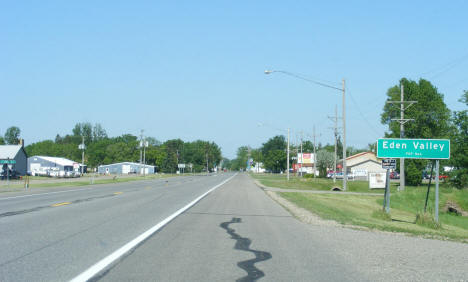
[0,174,178,191]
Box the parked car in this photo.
[390,171,400,179]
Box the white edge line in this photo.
[70,173,237,282]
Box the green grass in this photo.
[279,187,468,242]
[0,174,177,191]
[251,173,388,193]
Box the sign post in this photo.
[377,138,450,222]
[381,159,396,213]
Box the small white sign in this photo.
[369,172,386,189]
[178,164,186,168]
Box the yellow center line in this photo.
[114,192,123,195]
[51,202,71,207]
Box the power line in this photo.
[346,87,384,138]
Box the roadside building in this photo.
[249,162,266,173]
[98,162,155,175]
[28,156,84,177]
[0,144,28,177]
[341,152,386,180]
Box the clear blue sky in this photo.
[1,1,467,159]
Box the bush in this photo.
[406,161,422,186]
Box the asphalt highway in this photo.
[1,173,467,281]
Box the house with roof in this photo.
[0,144,28,176]
[341,152,386,179]
[28,156,85,177]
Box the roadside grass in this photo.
[0,174,177,191]
[279,187,468,242]
[251,173,389,193]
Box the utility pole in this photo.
[287,128,290,181]
[79,136,85,176]
[143,138,147,177]
[328,105,339,183]
[139,130,144,174]
[342,79,347,191]
[300,131,303,177]
[386,83,417,191]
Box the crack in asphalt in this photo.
[220,217,272,282]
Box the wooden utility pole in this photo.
[386,83,417,191]
[328,105,339,183]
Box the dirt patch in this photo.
[443,201,468,216]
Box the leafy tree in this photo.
[231,146,249,171]
[316,149,334,177]
[381,78,451,185]
[4,126,21,144]
[301,140,315,153]
[261,135,286,156]
[0,136,5,145]
[263,149,286,173]
[72,122,93,144]
[406,161,422,186]
[449,91,468,188]
[92,123,107,141]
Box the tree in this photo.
[381,78,451,185]
[261,135,286,156]
[0,137,5,145]
[72,122,93,144]
[263,150,286,173]
[301,140,315,153]
[449,91,468,188]
[92,123,107,141]
[4,126,21,144]
[232,146,249,171]
[316,149,334,177]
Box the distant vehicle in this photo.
[328,172,354,180]
[390,171,400,179]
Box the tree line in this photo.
[1,123,222,173]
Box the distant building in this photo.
[341,152,386,179]
[98,162,155,175]
[0,145,28,176]
[28,156,85,177]
[249,162,266,173]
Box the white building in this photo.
[344,152,386,179]
[28,156,83,177]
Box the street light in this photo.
[258,123,290,181]
[264,70,348,190]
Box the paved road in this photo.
[1,173,467,281]
[0,173,234,281]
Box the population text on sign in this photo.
[377,138,450,159]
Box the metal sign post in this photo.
[381,159,395,213]
[435,160,440,223]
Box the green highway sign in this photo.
[0,159,16,164]
[377,138,450,159]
